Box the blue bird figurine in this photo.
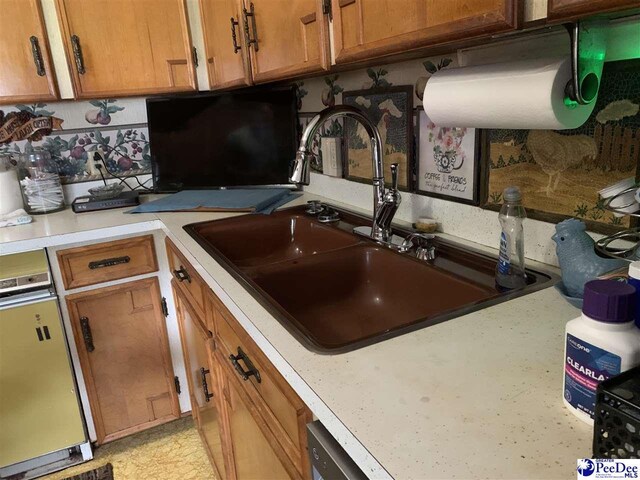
[552,218,627,298]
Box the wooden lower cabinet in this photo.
[66,277,180,444]
[221,367,292,480]
[173,282,227,479]
[167,238,311,479]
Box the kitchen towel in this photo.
[422,57,596,130]
[127,189,300,214]
[0,209,32,228]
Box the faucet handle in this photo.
[390,163,399,191]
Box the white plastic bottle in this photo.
[496,186,527,289]
[628,261,640,329]
[563,280,640,424]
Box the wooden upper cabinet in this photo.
[55,0,197,98]
[331,0,520,64]
[547,0,640,20]
[0,0,58,104]
[244,0,330,83]
[199,0,252,89]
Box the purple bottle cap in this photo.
[582,280,636,323]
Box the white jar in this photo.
[0,155,24,215]
[563,280,640,424]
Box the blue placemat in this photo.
[128,189,298,214]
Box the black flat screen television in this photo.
[147,86,298,192]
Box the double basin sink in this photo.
[185,205,556,353]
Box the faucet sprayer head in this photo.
[290,149,313,185]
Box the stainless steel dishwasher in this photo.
[307,421,367,480]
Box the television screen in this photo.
[147,87,298,192]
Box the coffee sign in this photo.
[416,110,480,205]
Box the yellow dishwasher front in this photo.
[0,297,86,468]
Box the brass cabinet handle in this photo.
[29,36,45,76]
[229,347,261,383]
[230,17,241,54]
[242,3,258,52]
[88,256,130,269]
[200,367,214,402]
[80,316,95,352]
[173,266,191,283]
[70,35,85,74]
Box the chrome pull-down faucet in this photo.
[290,105,401,243]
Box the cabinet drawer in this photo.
[211,294,311,476]
[57,235,158,289]
[166,238,206,314]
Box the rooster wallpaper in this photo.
[484,59,639,232]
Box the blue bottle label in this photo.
[564,333,621,419]
[497,232,510,274]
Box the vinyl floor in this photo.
[41,417,215,480]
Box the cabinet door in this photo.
[244,0,329,83]
[66,278,180,444]
[547,0,639,20]
[174,287,227,479]
[55,0,197,98]
[200,0,252,89]
[0,0,58,104]
[222,369,294,480]
[331,0,519,64]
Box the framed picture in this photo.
[342,86,413,190]
[481,59,640,235]
[415,109,481,205]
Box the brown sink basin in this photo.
[249,244,497,350]
[187,213,360,267]
[184,205,557,353]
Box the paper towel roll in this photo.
[0,168,23,216]
[423,57,596,130]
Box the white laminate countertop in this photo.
[0,194,592,479]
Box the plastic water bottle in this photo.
[496,186,527,289]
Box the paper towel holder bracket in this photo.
[564,19,607,106]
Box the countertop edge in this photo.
[0,219,163,255]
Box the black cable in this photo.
[95,162,108,186]
[93,152,153,192]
